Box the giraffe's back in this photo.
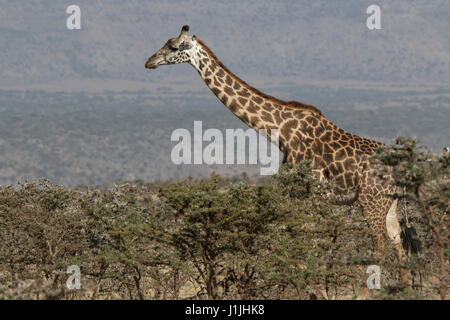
[284,110,383,194]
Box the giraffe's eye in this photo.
[169,44,179,52]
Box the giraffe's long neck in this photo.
[190,41,268,131]
[189,39,322,154]
[186,39,388,198]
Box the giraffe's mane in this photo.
[196,39,322,116]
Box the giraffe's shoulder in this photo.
[285,100,322,116]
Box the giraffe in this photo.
[145,25,404,253]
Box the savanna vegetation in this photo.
[0,138,447,300]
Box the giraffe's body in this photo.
[146,26,402,249]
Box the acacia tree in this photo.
[373,137,448,299]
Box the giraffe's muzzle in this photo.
[145,58,158,69]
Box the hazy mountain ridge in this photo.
[0,87,448,186]
[0,1,449,186]
[1,0,449,88]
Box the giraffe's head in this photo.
[145,25,197,69]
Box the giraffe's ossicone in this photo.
[145,25,403,252]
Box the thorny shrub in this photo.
[0,140,447,299]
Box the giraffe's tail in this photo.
[403,224,421,254]
[386,199,421,254]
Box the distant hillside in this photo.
[1,0,449,89]
[0,87,448,187]
[0,1,449,186]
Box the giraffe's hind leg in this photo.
[360,195,393,250]
[386,199,408,263]
[386,199,402,244]
[361,196,403,252]
[361,195,410,286]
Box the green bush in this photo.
[372,137,448,300]
[0,142,447,299]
